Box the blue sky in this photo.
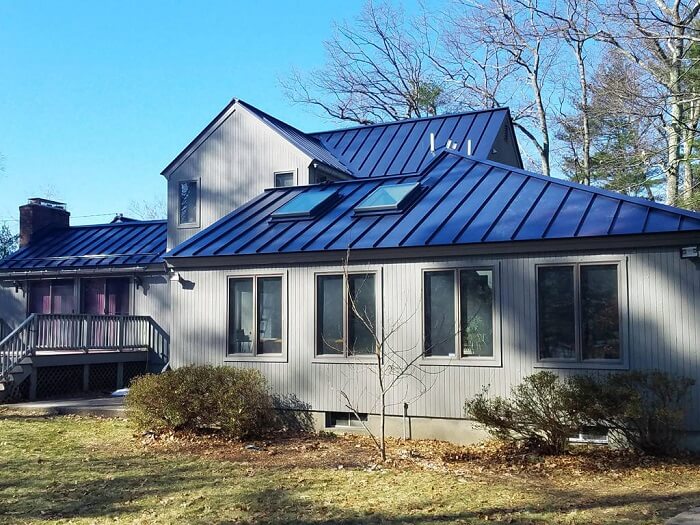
[0,1,367,228]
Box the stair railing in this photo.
[0,314,36,381]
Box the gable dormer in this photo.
[161,99,351,250]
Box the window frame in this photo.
[176,178,200,228]
[420,265,502,367]
[313,270,381,362]
[225,272,287,363]
[535,260,627,369]
[274,170,296,188]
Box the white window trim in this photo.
[312,269,382,364]
[274,169,297,188]
[534,258,629,370]
[176,178,200,229]
[420,264,503,368]
[224,271,287,363]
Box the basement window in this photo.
[570,426,609,445]
[325,411,368,428]
[355,182,421,214]
[271,187,338,219]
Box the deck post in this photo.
[82,364,90,392]
[83,316,91,353]
[117,317,124,352]
[30,316,38,355]
[28,366,37,401]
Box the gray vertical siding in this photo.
[0,283,26,330]
[169,246,700,429]
[167,104,314,250]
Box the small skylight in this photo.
[355,182,421,214]
[271,187,338,219]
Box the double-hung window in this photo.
[316,273,377,357]
[537,263,621,363]
[423,268,496,361]
[178,180,199,226]
[228,275,284,356]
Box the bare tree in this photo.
[594,0,700,204]
[434,0,561,175]
[281,1,443,125]
[129,196,167,220]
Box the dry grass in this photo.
[1,411,699,524]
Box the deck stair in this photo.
[0,314,168,401]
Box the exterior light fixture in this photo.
[681,245,699,259]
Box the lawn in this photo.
[1,412,699,524]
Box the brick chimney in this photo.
[19,198,70,247]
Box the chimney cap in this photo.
[26,198,67,210]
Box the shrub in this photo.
[465,371,584,454]
[571,371,695,456]
[126,365,276,439]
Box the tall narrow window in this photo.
[316,273,377,357]
[580,265,619,360]
[274,171,294,188]
[228,276,283,356]
[537,266,576,360]
[257,277,283,354]
[537,263,621,362]
[424,271,455,357]
[423,269,496,360]
[348,274,376,355]
[178,180,198,225]
[460,270,494,358]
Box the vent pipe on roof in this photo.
[429,133,435,153]
[467,139,472,156]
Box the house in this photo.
[2,98,700,446]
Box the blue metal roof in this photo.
[167,151,700,260]
[237,100,354,177]
[310,108,516,178]
[0,220,167,272]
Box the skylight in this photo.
[355,182,421,214]
[271,188,338,219]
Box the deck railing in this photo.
[0,314,169,381]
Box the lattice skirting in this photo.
[123,361,148,386]
[36,365,83,399]
[3,361,151,402]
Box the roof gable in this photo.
[0,220,167,272]
[167,151,700,260]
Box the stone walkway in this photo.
[667,508,700,524]
[6,395,125,417]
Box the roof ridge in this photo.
[308,107,510,136]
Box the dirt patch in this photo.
[140,430,700,480]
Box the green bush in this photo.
[571,371,695,456]
[466,370,695,456]
[465,371,584,454]
[126,365,276,439]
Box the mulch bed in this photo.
[140,429,700,479]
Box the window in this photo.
[274,171,294,188]
[325,411,368,428]
[178,180,198,226]
[228,276,283,356]
[272,188,338,219]
[537,264,620,362]
[355,182,421,214]
[28,280,75,314]
[423,269,495,360]
[82,278,130,315]
[316,273,376,357]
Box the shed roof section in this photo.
[310,108,516,178]
[167,151,700,259]
[0,220,167,272]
